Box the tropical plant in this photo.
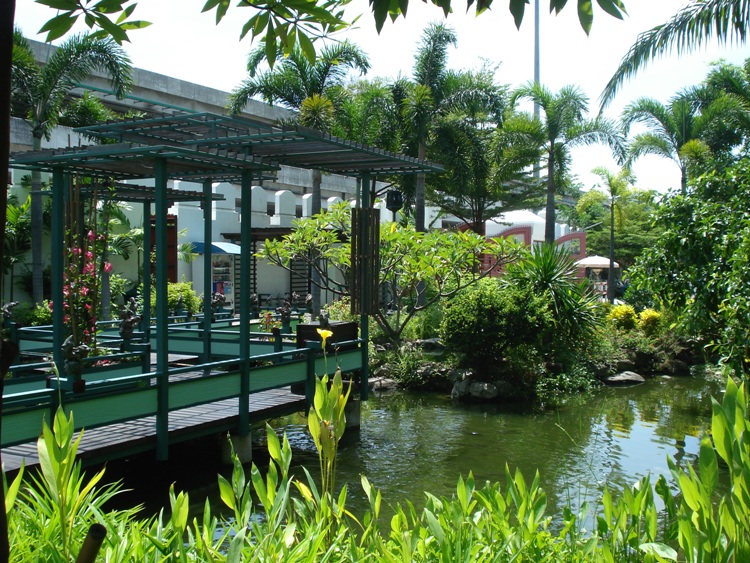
[259,201,522,343]
[427,72,544,234]
[602,0,750,108]
[629,157,750,375]
[11,29,131,304]
[512,82,624,243]
[441,278,553,382]
[621,89,742,192]
[3,192,31,302]
[591,165,634,301]
[504,243,602,349]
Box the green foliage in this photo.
[630,157,750,374]
[638,308,661,337]
[9,377,750,562]
[260,202,521,343]
[608,304,638,330]
[149,279,202,315]
[11,300,53,326]
[505,243,602,347]
[441,278,552,379]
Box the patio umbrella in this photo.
[575,255,619,269]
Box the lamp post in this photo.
[607,194,616,304]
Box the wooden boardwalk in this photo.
[1,386,307,474]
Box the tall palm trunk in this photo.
[31,135,44,303]
[311,169,322,316]
[544,142,556,244]
[415,142,427,232]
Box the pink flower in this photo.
[87,230,95,242]
[72,247,81,256]
[104,262,113,273]
[81,286,89,296]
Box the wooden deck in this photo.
[1,386,306,473]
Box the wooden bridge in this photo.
[2,318,364,471]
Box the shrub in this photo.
[149,279,202,315]
[638,308,661,336]
[11,300,53,326]
[608,303,637,330]
[441,279,552,379]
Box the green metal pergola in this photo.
[10,112,443,459]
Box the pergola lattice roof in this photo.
[73,113,444,177]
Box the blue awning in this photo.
[191,241,243,255]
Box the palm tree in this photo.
[601,0,750,108]
[512,82,624,243]
[620,89,741,192]
[229,40,369,314]
[11,31,132,304]
[591,166,634,303]
[403,22,457,232]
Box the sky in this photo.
[12,0,750,194]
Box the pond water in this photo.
[275,373,724,525]
[103,373,724,526]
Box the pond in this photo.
[103,372,724,526]
[278,373,724,525]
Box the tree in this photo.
[512,82,624,243]
[403,22,457,233]
[590,166,634,302]
[427,105,544,234]
[228,40,369,315]
[601,0,750,108]
[258,202,521,343]
[11,31,132,304]
[621,89,742,192]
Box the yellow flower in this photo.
[317,328,333,347]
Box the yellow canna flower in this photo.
[317,328,333,347]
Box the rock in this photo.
[603,371,646,385]
[369,377,398,391]
[468,381,498,400]
[415,338,444,352]
[451,379,472,400]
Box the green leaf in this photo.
[217,474,235,511]
[423,509,445,544]
[266,425,281,463]
[298,31,316,64]
[226,528,246,563]
[577,0,593,35]
[596,0,625,19]
[639,542,678,561]
[39,12,77,42]
[699,436,718,495]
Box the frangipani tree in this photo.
[259,202,522,343]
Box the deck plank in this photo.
[1,387,306,473]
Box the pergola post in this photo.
[154,156,169,460]
[238,171,252,434]
[358,172,370,401]
[141,201,151,341]
[202,178,213,363]
[51,168,66,383]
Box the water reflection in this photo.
[276,374,723,525]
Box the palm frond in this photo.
[601,0,750,109]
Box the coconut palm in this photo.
[402,22,457,232]
[601,0,750,108]
[512,82,624,243]
[591,166,634,303]
[620,89,742,192]
[11,31,132,304]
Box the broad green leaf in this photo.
[699,436,718,495]
[509,0,527,29]
[577,1,594,37]
[639,542,678,561]
[596,0,626,19]
[266,425,281,463]
[217,474,236,511]
[298,32,316,65]
[423,509,445,544]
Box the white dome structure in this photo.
[486,210,546,242]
